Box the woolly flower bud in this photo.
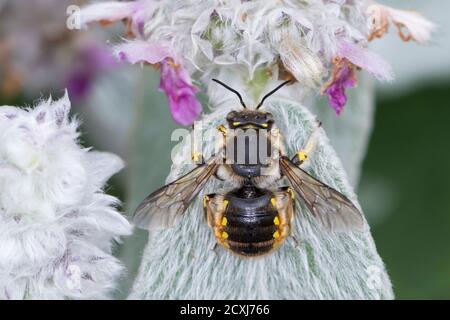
[0,92,132,299]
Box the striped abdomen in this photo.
[222,188,279,256]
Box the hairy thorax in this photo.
[216,125,284,188]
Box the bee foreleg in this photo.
[291,121,322,166]
[191,150,203,164]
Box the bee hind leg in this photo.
[203,193,229,251]
[271,188,296,249]
[203,194,218,227]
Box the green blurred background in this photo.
[361,83,450,299]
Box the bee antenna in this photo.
[212,79,247,109]
[255,80,291,110]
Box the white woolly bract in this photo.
[130,100,393,299]
[148,0,370,84]
[82,0,397,100]
[0,93,132,299]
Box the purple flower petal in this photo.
[323,59,357,115]
[115,41,202,125]
[159,59,202,126]
[67,70,93,101]
[167,92,202,126]
[114,40,171,65]
[81,1,143,25]
[81,1,156,38]
[337,40,394,81]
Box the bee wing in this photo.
[133,156,221,230]
[279,156,364,231]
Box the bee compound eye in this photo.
[226,111,237,120]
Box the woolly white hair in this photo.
[0,93,132,299]
[142,0,368,75]
[129,99,393,299]
[81,0,375,101]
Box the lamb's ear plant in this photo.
[129,99,393,299]
[81,0,434,299]
[0,93,132,299]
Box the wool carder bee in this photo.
[134,79,364,257]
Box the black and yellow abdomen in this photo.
[221,186,281,256]
[204,183,294,257]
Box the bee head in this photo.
[226,110,274,130]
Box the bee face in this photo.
[226,110,274,130]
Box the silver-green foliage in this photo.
[128,99,393,299]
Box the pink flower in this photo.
[115,41,202,125]
[159,59,202,126]
[323,40,394,114]
[322,58,357,115]
[116,40,171,64]
[367,4,436,44]
[81,1,155,38]
[337,40,394,82]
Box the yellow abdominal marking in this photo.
[273,216,280,226]
[273,231,280,239]
[261,123,269,128]
[221,217,228,226]
[223,200,229,210]
[221,231,229,239]
[232,122,241,127]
